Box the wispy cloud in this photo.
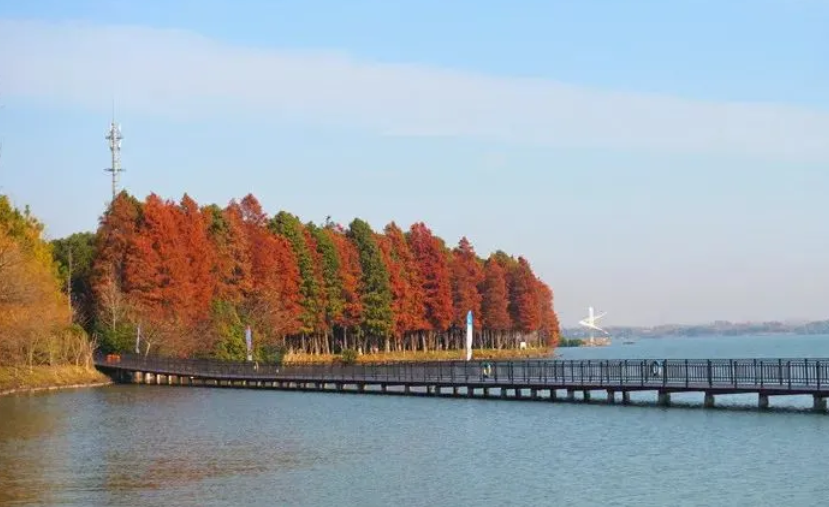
[1,18,827,161]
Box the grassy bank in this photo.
[282,347,553,365]
[0,366,110,395]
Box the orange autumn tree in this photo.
[377,222,427,351]
[0,195,84,367]
[450,237,484,346]
[407,222,453,350]
[479,256,512,349]
[236,196,302,354]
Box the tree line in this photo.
[52,192,560,361]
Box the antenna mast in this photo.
[104,107,124,203]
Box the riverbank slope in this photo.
[0,366,111,396]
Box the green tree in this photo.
[347,218,393,342]
[308,223,344,330]
[52,232,97,328]
[269,211,325,336]
[210,299,246,361]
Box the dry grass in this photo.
[0,365,110,393]
[282,347,553,365]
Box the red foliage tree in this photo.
[177,194,215,323]
[237,196,302,337]
[328,229,363,332]
[92,192,142,324]
[379,223,427,347]
[508,256,541,333]
[407,223,453,338]
[210,203,253,305]
[450,237,484,330]
[535,278,560,346]
[480,256,512,332]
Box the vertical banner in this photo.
[245,325,253,362]
[135,324,141,354]
[465,310,473,361]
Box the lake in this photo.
[2,334,829,506]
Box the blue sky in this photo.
[0,0,827,326]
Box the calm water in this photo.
[3,335,829,507]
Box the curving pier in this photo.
[95,354,829,412]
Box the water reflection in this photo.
[3,336,829,506]
[0,394,67,506]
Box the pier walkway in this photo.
[95,354,829,411]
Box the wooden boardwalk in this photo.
[95,354,829,411]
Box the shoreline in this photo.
[0,366,112,397]
[0,381,113,397]
[282,347,554,365]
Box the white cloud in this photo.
[1,18,827,161]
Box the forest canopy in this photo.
[7,191,560,363]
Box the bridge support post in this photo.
[403,385,410,394]
[704,392,715,408]
[467,387,474,397]
[381,384,387,393]
[483,387,490,397]
[452,386,459,396]
[621,391,630,404]
[758,394,769,409]
[658,391,671,406]
[813,395,826,411]
[567,389,575,401]
[582,390,591,401]
[500,388,507,399]
[606,390,616,404]
[549,389,557,401]
[358,384,365,392]
[515,388,523,399]
[530,388,538,400]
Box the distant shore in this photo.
[282,347,553,365]
[0,366,111,396]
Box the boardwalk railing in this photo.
[96,354,829,392]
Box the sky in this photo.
[0,0,827,327]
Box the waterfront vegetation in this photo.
[283,346,552,365]
[78,192,560,361]
[0,192,561,384]
[557,337,585,347]
[0,196,103,392]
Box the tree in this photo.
[407,222,453,348]
[239,199,302,345]
[450,237,484,330]
[535,278,560,346]
[380,222,426,350]
[52,232,97,327]
[177,194,215,324]
[347,218,392,348]
[91,191,142,349]
[480,256,511,349]
[508,256,541,335]
[0,195,82,367]
[208,202,253,305]
[270,210,325,340]
[328,226,363,349]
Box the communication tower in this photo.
[104,113,124,202]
